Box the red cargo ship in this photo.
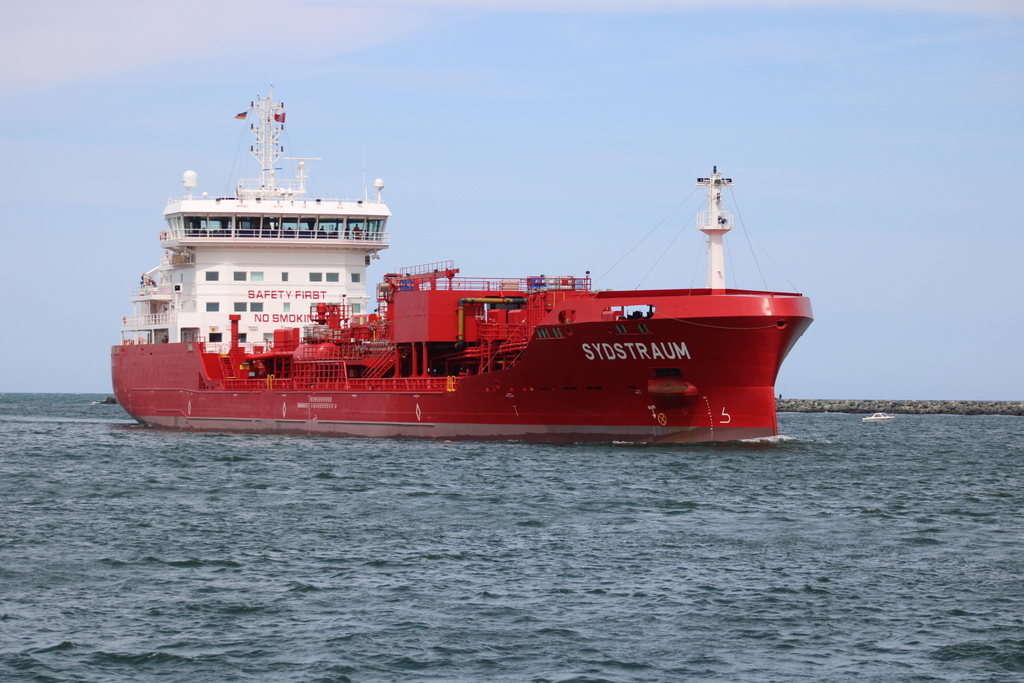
[112,89,812,443]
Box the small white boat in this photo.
[862,412,895,422]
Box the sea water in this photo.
[1,394,1022,682]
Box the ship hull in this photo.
[112,293,812,444]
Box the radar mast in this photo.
[696,167,734,293]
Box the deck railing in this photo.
[121,313,176,327]
[130,284,175,298]
[395,275,590,293]
[219,376,454,394]
[160,228,389,244]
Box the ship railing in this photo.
[218,377,454,393]
[697,209,734,231]
[121,313,176,327]
[201,341,281,355]
[160,227,389,244]
[161,251,195,266]
[130,284,175,298]
[395,260,457,276]
[397,276,591,293]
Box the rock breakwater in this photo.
[776,399,1024,416]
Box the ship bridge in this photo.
[159,197,389,247]
[121,87,392,348]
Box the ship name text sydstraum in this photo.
[581,341,691,361]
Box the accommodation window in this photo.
[281,272,289,282]
[263,333,274,342]
[352,303,361,314]
[250,302,264,312]
[250,272,264,282]
[351,273,361,283]
[326,272,339,282]
[238,333,247,343]
[283,303,291,312]
[206,302,220,312]
[209,332,222,342]
[309,273,323,282]
[234,272,246,281]
[205,271,219,281]
[234,302,247,312]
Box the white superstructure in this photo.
[121,88,390,346]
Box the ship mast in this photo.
[238,86,306,199]
[696,166,734,293]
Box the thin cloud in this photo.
[1,0,428,89]
[3,0,1018,89]
[381,0,1023,16]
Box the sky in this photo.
[1,0,1022,399]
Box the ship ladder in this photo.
[362,352,396,379]
[218,355,236,380]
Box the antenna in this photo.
[236,85,304,199]
[182,170,198,199]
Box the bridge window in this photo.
[209,216,231,233]
[347,218,365,238]
[237,216,260,235]
[282,217,298,233]
[185,216,207,234]
[319,218,339,234]
[367,218,384,237]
